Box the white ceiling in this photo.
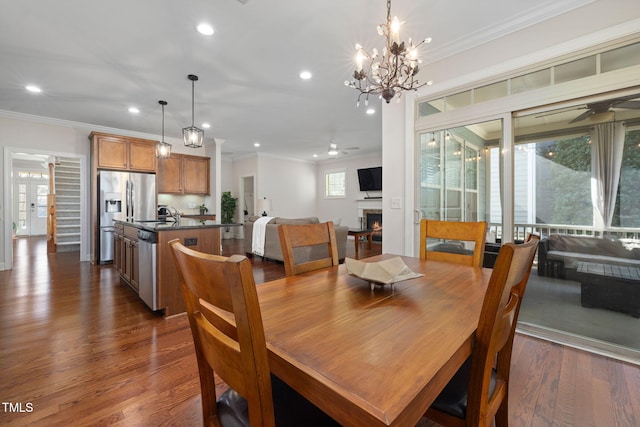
[0,0,596,161]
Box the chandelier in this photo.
[346,0,432,105]
[183,74,204,148]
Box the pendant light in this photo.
[183,74,204,148]
[156,100,172,158]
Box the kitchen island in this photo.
[113,219,240,316]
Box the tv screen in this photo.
[357,167,382,192]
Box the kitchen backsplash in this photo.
[158,194,213,216]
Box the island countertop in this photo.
[114,218,241,232]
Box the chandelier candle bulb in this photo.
[347,0,432,105]
[391,16,400,43]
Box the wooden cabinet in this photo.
[91,132,157,173]
[157,155,182,193]
[156,227,220,316]
[183,155,210,194]
[117,224,139,293]
[158,153,210,195]
[113,223,124,272]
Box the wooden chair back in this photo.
[278,221,339,276]
[426,236,539,427]
[169,240,276,427]
[419,219,488,267]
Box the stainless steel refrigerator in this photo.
[98,170,156,263]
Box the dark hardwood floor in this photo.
[1,236,639,426]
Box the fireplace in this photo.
[362,209,382,242]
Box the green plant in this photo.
[220,191,238,224]
[12,222,18,232]
[198,204,208,213]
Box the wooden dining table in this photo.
[256,254,493,427]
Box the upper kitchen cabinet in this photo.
[158,153,210,195]
[91,132,157,173]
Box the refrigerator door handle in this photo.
[130,180,134,219]
[126,180,131,219]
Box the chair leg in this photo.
[495,397,509,427]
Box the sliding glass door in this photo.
[417,119,501,230]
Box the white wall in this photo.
[256,154,317,218]
[315,153,383,228]
[381,99,411,256]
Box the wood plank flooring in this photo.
[1,236,639,426]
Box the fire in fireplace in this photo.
[363,209,382,242]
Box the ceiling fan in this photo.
[325,138,359,156]
[568,96,640,124]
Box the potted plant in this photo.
[220,191,238,238]
[198,204,208,216]
[12,221,18,239]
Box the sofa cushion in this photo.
[548,235,640,260]
[272,217,319,225]
[547,250,640,269]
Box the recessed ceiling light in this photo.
[313,154,318,158]
[128,107,140,114]
[202,123,211,129]
[254,142,261,147]
[366,108,375,115]
[25,85,41,93]
[299,71,312,80]
[197,23,214,36]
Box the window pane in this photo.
[555,56,596,84]
[613,128,640,227]
[445,90,472,110]
[418,120,496,226]
[325,170,346,198]
[510,68,551,94]
[417,99,443,117]
[474,80,508,103]
[601,41,640,73]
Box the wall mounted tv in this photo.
[357,166,382,192]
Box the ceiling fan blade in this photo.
[569,110,594,124]
[613,100,640,109]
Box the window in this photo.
[325,169,346,198]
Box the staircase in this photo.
[55,158,81,252]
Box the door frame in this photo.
[2,147,88,270]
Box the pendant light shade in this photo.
[183,74,204,148]
[156,100,172,158]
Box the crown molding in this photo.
[418,17,640,101]
[0,109,219,146]
[427,0,596,62]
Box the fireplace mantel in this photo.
[356,198,382,212]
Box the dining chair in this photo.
[278,221,339,276]
[424,235,539,427]
[169,240,339,427]
[419,219,488,267]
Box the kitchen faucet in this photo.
[166,207,180,222]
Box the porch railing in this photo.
[488,223,640,242]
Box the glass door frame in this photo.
[413,113,513,256]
